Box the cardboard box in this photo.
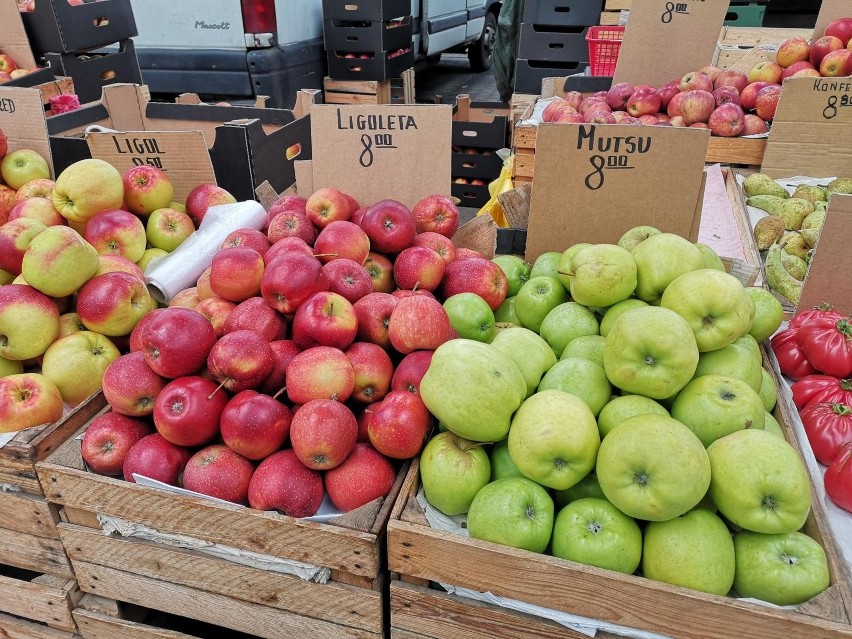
[321,0,410,22]
[323,16,413,54]
[326,48,413,82]
[44,39,142,104]
[452,96,508,150]
[0,0,37,71]
[523,0,605,27]
[0,86,58,176]
[518,25,590,63]
[21,0,137,55]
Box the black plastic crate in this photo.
[522,0,604,27]
[496,227,527,256]
[452,151,503,180]
[452,181,491,208]
[514,58,588,94]
[322,0,410,22]
[452,102,508,149]
[44,39,141,104]
[518,24,589,63]
[326,48,413,81]
[22,0,137,55]
[564,74,613,93]
[324,17,413,53]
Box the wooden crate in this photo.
[324,69,415,105]
[37,393,409,639]
[0,565,81,637]
[714,26,812,69]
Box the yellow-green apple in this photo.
[52,159,124,224]
[391,350,433,395]
[538,357,611,416]
[41,330,120,405]
[81,412,152,475]
[810,35,844,67]
[306,187,352,228]
[122,166,173,217]
[314,220,370,264]
[139,307,217,378]
[14,178,54,203]
[209,247,264,302]
[0,185,17,222]
[605,82,634,110]
[137,247,168,272]
[76,272,155,336]
[8,197,65,227]
[323,258,374,303]
[363,252,394,293]
[566,244,637,307]
[776,36,811,68]
[195,296,237,337]
[412,231,456,266]
[820,49,852,77]
[0,54,17,73]
[394,246,446,292]
[1,150,49,190]
[441,257,509,311]
[260,339,300,395]
[220,390,291,459]
[123,433,192,485]
[223,296,286,341]
[679,71,713,93]
[247,449,323,516]
[267,194,307,227]
[182,444,254,503]
[412,194,460,237]
[742,113,769,135]
[84,209,147,262]
[713,86,740,107]
[324,442,396,512]
[388,295,453,354]
[285,345,354,404]
[346,341,393,403]
[420,431,490,514]
[825,17,852,46]
[353,292,397,348]
[0,217,47,274]
[367,390,431,458]
[755,85,782,121]
[22,225,99,297]
[95,254,145,282]
[260,252,329,314]
[102,351,166,416]
[740,81,776,111]
[626,88,661,117]
[292,291,357,350]
[207,329,274,393]
[0,355,23,377]
[153,375,228,446]
[167,287,201,309]
[746,286,783,342]
[266,209,317,245]
[220,228,269,257]
[58,312,85,337]
[748,61,783,84]
[184,183,236,227]
[597,394,670,438]
[632,232,705,303]
[782,60,817,79]
[0,284,60,360]
[290,398,357,470]
[146,207,195,252]
[168,201,186,213]
[680,90,715,125]
[714,69,749,93]
[129,307,166,352]
[358,200,417,254]
[0,373,63,432]
[694,334,762,391]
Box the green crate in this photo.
[724,3,766,27]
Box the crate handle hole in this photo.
[346,36,358,41]
[549,43,564,49]
[554,6,571,13]
[344,3,359,10]
[94,16,109,27]
[462,131,477,137]
[100,70,116,81]
[463,162,474,168]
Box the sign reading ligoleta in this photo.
[310,104,452,209]
[525,123,710,261]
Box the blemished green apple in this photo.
[0,355,23,378]
[538,358,611,417]
[567,244,637,308]
[617,225,660,252]
[555,242,592,291]
[443,293,495,342]
[759,368,778,412]
[708,429,811,534]
[487,322,517,342]
[137,247,169,272]
[489,327,556,397]
[597,395,670,439]
[694,242,726,271]
[603,306,699,400]
[746,287,784,342]
[492,255,531,297]
[642,509,735,595]
[538,301,599,358]
[0,285,60,361]
[490,439,524,481]
[631,233,705,303]
[762,411,784,438]
[21,226,99,298]
[1,149,50,190]
[52,159,124,224]
[41,330,120,405]
[561,335,606,368]
[671,374,766,447]
[507,389,600,490]
[514,276,567,334]
[529,251,563,279]
[419,432,491,516]
[554,472,605,508]
[494,296,522,325]
[599,298,648,337]
[467,477,554,553]
[420,339,526,442]
[733,531,830,606]
[660,269,753,352]
[693,334,763,393]
[146,207,195,252]
[552,497,642,574]
[596,414,711,521]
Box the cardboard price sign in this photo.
[309,104,452,208]
[525,123,709,261]
[760,77,852,179]
[86,131,217,202]
[613,0,730,87]
[799,194,852,315]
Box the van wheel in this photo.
[469,11,497,72]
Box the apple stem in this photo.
[556,270,574,277]
[462,441,492,451]
[412,281,420,292]
[312,253,339,258]
[273,387,286,400]
[208,379,228,400]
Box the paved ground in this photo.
[414,54,502,105]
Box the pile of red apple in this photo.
[542,17,852,137]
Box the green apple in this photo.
[538,302,598,357]
[693,334,763,393]
[490,327,557,397]
[0,268,13,285]
[671,374,765,447]
[1,149,50,190]
[596,414,711,521]
[733,531,830,606]
[660,269,752,352]
[22,226,99,298]
[492,255,531,297]
[444,293,495,342]
[490,439,524,481]
[599,298,647,337]
[632,233,705,303]
[538,358,611,417]
[617,225,660,252]
[561,335,606,368]
[746,287,784,342]
[566,244,637,307]
[146,207,195,252]
[420,339,526,442]
[529,251,563,278]
[514,276,567,334]
[552,498,642,574]
[487,322,516,342]
[708,429,811,534]
[642,509,735,595]
[555,243,592,291]
[603,306,699,400]
[419,432,491,516]
[138,247,169,272]
[0,356,24,378]
[467,477,554,553]
[508,389,600,490]
[762,411,784,438]
[494,296,521,325]
[554,472,605,508]
[759,368,777,412]
[694,243,726,271]
[597,395,670,438]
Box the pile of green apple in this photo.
[418,227,831,607]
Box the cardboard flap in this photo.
[0,87,54,177]
[813,0,849,42]
[309,104,452,208]
[760,77,852,179]
[0,0,37,70]
[99,84,150,131]
[799,194,852,315]
[613,0,730,86]
[293,89,322,119]
[525,123,709,261]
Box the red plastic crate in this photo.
[585,25,624,77]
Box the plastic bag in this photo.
[477,149,515,227]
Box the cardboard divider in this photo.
[799,194,852,316]
[813,0,850,41]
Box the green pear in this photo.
[801,209,825,249]
[753,215,786,251]
[827,177,852,195]
[780,232,809,260]
[746,194,786,214]
[791,184,827,203]
[743,173,789,198]
[777,198,814,230]
[782,253,807,281]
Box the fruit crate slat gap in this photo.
[0,567,81,634]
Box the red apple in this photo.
[267,195,307,227]
[76,272,155,337]
[207,329,274,393]
[0,185,17,223]
[167,287,202,309]
[129,307,166,353]
[290,398,357,470]
[626,88,661,117]
[322,258,374,304]
[342,192,360,216]
[195,296,237,337]
[358,200,417,254]
[412,231,456,266]
[392,289,436,300]
[714,69,749,93]
[748,61,783,84]
[669,115,687,127]
[713,86,740,107]
[742,114,769,135]
[411,194,460,237]
[586,110,616,124]
[247,449,323,517]
[210,247,264,302]
[666,91,687,118]
[313,220,370,264]
[14,178,54,203]
[123,433,192,485]
[196,267,214,300]
[441,257,508,310]
[83,209,147,262]
[392,350,434,395]
[286,346,354,404]
[353,292,397,349]
[264,236,314,264]
[689,123,709,129]
[393,246,446,292]
[305,187,351,228]
[0,217,47,275]
[324,443,396,512]
[755,85,782,121]
[266,209,317,245]
[388,295,452,354]
[656,81,680,109]
[579,97,608,117]
[366,391,431,459]
[824,19,852,47]
[699,65,723,82]
[563,91,583,111]
[356,410,371,443]
[553,110,585,124]
[740,82,777,111]
[153,376,229,447]
[363,252,394,293]
[820,49,852,77]
[679,72,713,93]
[0,54,18,74]
[260,339,300,396]
[638,115,659,125]
[185,184,237,227]
[221,390,291,460]
[291,291,357,350]
[542,96,569,122]
[346,341,393,403]
[605,82,634,110]
[351,206,369,226]
[140,307,217,378]
[102,352,166,416]
[8,197,64,227]
[679,90,716,125]
[182,445,255,504]
[261,252,328,314]
[783,61,818,79]
[82,412,152,476]
[221,228,270,257]
[0,128,6,158]
[776,36,811,68]
[708,103,746,137]
[122,166,174,217]
[223,296,286,341]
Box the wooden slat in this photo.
[0,574,78,631]
[717,26,813,47]
[512,125,537,151]
[0,526,72,578]
[70,561,381,639]
[604,0,631,9]
[73,608,203,639]
[0,491,60,538]
[513,153,535,180]
[0,612,77,639]
[324,92,387,106]
[599,12,622,25]
[705,137,766,166]
[323,77,383,93]
[59,524,383,634]
[36,77,74,107]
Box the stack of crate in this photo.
[514,0,604,95]
[20,0,142,104]
[451,95,509,209]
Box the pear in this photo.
[780,232,809,260]
[765,244,802,305]
[827,177,852,195]
[781,253,807,281]
[743,173,789,199]
[776,198,814,230]
[801,210,825,248]
[813,201,828,213]
[791,185,827,204]
[746,194,786,213]
[753,215,785,251]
